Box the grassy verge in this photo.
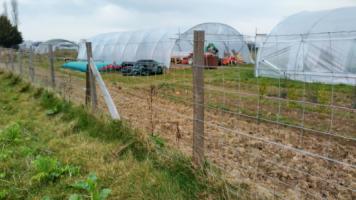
[0,71,233,200]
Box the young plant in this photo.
[0,122,22,145]
[31,156,80,184]
[70,173,111,200]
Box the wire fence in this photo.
[0,30,355,200]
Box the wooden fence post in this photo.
[48,44,56,88]
[10,49,15,72]
[192,30,205,167]
[29,47,35,82]
[88,58,120,120]
[85,42,98,110]
[5,49,9,69]
[19,49,23,75]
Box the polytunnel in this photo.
[256,7,356,85]
[77,23,252,68]
[35,39,78,54]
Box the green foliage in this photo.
[307,83,319,103]
[0,149,13,161]
[150,134,165,149]
[0,122,22,145]
[0,15,23,48]
[71,173,111,200]
[259,82,267,98]
[41,196,52,200]
[68,194,82,200]
[0,190,9,199]
[31,156,80,184]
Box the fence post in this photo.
[6,49,11,71]
[85,42,98,110]
[352,82,356,109]
[48,44,56,88]
[29,47,35,82]
[88,58,120,120]
[192,30,205,167]
[5,49,9,69]
[19,49,23,75]
[10,49,15,72]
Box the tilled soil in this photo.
[106,85,355,200]
[2,64,355,200]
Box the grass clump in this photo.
[31,155,80,184]
[0,122,22,145]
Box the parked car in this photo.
[124,60,165,76]
[120,62,136,74]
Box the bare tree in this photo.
[2,1,8,17]
[10,0,18,26]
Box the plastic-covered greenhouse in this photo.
[256,7,356,85]
[35,39,79,54]
[77,23,252,68]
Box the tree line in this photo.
[0,0,23,48]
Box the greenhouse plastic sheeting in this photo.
[256,7,356,85]
[173,23,252,63]
[35,39,78,54]
[77,23,252,68]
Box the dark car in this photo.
[120,62,136,75]
[129,60,165,76]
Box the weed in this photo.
[0,122,22,145]
[34,88,44,98]
[31,156,80,184]
[70,173,111,200]
[8,75,21,86]
[150,134,165,149]
[0,190,8,199]
[19,82,31,93]
[0,150,13,161]
[306,83,320,103]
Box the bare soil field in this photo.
[1,62,355,199]
[106,85,355,200]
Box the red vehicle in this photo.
[181,53,193,65]
[99,62,135,72]
[100,64,121,72]
[222,56,237,65]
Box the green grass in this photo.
[0,71,232,200]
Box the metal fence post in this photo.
[48,44,56,88]
[85,42,98,110]
[192,30,205,167]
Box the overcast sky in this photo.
[1,0,356,41]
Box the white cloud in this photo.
[2,0,355,41]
